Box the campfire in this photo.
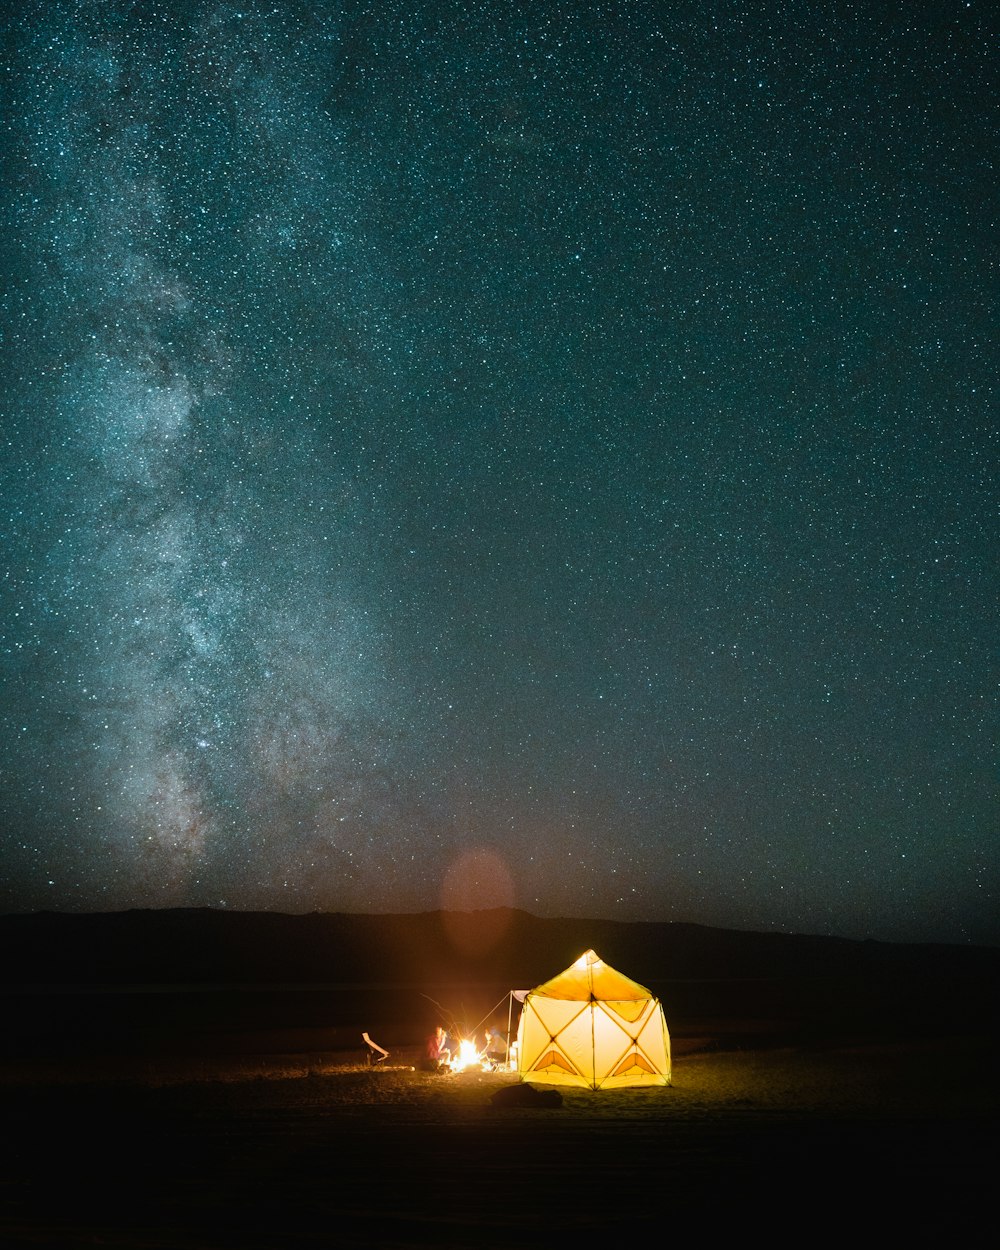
[448,1039,491,1073]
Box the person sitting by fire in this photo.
[426,1025,451,1070]
[484,1026,507,1068]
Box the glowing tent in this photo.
[515,949,671,1090]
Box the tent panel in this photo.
[612,1052,660,1077]
[632,1008,671,1069]
[598,1065,670,1090]
[553,1014,599,1086]
[517,1013,590,1088]
[599,997,650,1025]
[592,999,659,1065]
[527,996,589,1039]
[530,1049,584,1081]
[592,1031,671,1089]
[591,1010,634,1076]
[517,1000,589,1085]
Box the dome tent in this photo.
[515,948,671,1090]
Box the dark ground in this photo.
[2,912,996,1246]
[2,978,996,1247]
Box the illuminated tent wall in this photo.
[516,949,671,1090]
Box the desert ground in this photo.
[2,984,995,1249]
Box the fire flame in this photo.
[449,1038,490,1073]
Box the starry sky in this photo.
[1,0,996,944]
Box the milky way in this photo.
[1,1,996,942]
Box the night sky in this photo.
[1,1,996,944]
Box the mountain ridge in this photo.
[4,906,997,988]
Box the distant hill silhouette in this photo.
[3,907,997,988]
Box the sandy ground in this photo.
[2,1029,995,1248]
